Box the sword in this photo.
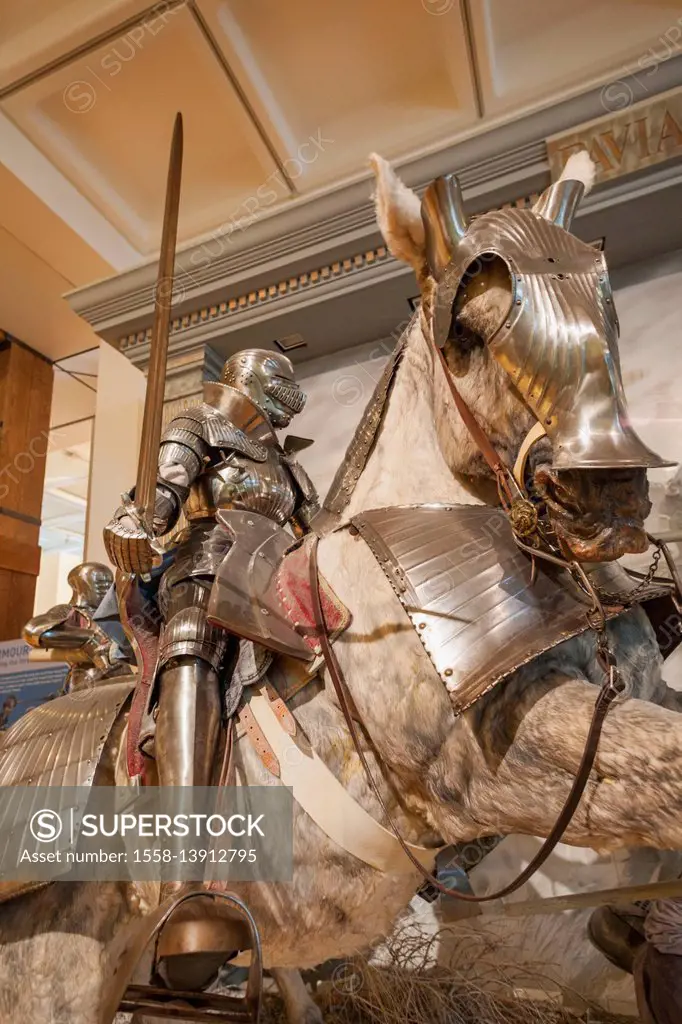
[135,111,184,537]
[114,113,183,781]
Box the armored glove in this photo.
[103,486,176,575]
[81,622,122,672]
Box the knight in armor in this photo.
[103,349,318,788]
[23,561,129,692]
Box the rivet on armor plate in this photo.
[444,668,453,677]
[418,622,427,630]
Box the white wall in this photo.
[614,248,682,487]
[33,550,81,612]
[85,342,146,564]
[295,335,398,499]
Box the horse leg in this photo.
[271,967,323,1024]
[434,672,682,851]
[0,882,131,1024]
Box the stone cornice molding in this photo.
[67,54,682,361]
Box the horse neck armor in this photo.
[350,503,680,713]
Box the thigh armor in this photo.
[157,525,233,671]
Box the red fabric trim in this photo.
[275,536,351,652]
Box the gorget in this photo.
[351,504,680,713]
[203,381,277,447]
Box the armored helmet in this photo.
[220,349,306,428]
[68,562,113,610]
[421,172,672,471]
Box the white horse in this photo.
[1,152,682,1024]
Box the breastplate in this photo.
[186,448,297,526]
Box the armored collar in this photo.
[203,381,277,446]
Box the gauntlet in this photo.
[103,486,176,575]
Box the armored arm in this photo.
[104,410,210,573]
[22,606,120,672]
[23,606,74,648]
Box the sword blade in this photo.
[135,111,183,534]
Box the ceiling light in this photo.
[274,333,306,353]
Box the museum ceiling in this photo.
[1,0,682,562]
[2,1,682,358]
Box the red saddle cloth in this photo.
[274,536,351,654]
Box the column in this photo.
[0,333,53,639]
[85,342,146,564]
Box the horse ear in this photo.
[369,153,426,275]
[532,149,597,230]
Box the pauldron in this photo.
[160,404,268,472]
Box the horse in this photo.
[2,150,682,1024]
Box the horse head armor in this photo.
[421,173,673,471]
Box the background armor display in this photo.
[22,562,129,692]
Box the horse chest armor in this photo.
[186,449,298,526]
[351,504,679,713]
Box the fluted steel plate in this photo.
[352,505,651,712]
[0,680,134,905]
[432,207,672,470]
[0,680,134,788]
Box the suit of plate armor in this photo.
[22,562,128,691]
[104,349,318,788]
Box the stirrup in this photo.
[102,890,262,1023]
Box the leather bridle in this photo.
[307,340,633,902]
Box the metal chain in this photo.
[593,542,663,607]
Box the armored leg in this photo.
[155,577,230,787]
[155,658,221,787]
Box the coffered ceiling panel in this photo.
[0,0,156,91]
[471,0,682,115]
[1,4,282,253]
[196,0,477,189]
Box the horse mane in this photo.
[320,321,416,522]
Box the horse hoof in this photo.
[588,906,646,974]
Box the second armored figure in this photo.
[104,349,319,787]
[23,562,130,691]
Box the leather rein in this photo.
[307,342,630,903]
